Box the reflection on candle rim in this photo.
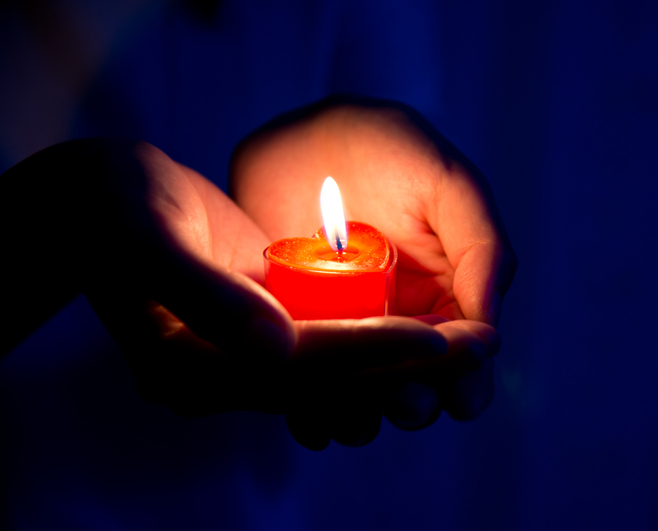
[263,236,397,275]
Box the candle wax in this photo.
[264,221,397,319]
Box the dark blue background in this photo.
[1,0,657,529]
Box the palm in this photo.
[230,104,487,319]
[151,162,271,283]
[133,100,514,437]
[228,101,517,435]
[4,137,506,443]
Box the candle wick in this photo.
[336,237,343,252]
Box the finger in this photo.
[330,412,382,447]
[142,250,296,362]
[382,321,498,429]
[439,358,495,420]
[433,320,501,363]
[286,411,331,451]
[94,223,295,364]
[86,284,290,415]
[429,164,517,326]
[289,317,451,442]
[384,382,440,431]
[291,316,448,377]
[96,142,297,362]
[322,382,383,447]
[384,320,500,381]
[283,318,448,448]
[408,320,498,421]
[413,314,450,326]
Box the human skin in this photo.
[2,100,513,449]
[231,98,516,446]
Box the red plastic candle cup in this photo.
[263,178,397,320]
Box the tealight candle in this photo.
[264,177,397,319]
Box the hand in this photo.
[2,138,296,412]
[78,143,459,425]
[285,316,499,450]
[230,97,516,445]
[2,139,482,442]
[231,97,516,323]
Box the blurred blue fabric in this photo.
[1,0,657,529]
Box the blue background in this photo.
[1,0,657,529]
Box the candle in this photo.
[264,177,397,319]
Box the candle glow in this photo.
[264,177,397,319]
[320,177,348,252]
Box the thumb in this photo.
[143,246,296,361]
[450,240,516,326]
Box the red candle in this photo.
[264,178,397,320]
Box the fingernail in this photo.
[487,291,502,327]
[246,317,294,362]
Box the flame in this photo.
[321,176,348,252]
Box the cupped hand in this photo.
[75,140,295,414]
[230,97,516,323]
[230,97,516,446]
[80,142,461,423]
[285,316,499,450]
[4,115,511,450]
[4,138,477,441]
